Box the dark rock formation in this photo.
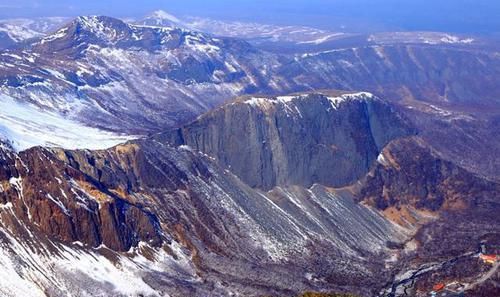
[0,133,406,296]
[161,92,415,190]
[0,144,162,251]
[357,137,500,212]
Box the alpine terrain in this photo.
[0,6,499,297]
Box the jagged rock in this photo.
[0,145,163,251]
[357,137,500,212]
[0,130,407,296]
[0,91,498,296]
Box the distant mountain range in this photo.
[1,13,498,150]
[0,17,69,48]
[0,10,482,50]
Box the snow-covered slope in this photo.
[136,10,347,45]
[0,127,409,296]
[0,232,196,297]
[140,10,185,28]
[0,15,285,134]
[0,95,133,151]
[0,17,69,45]
[0,14,496,151]
[368,31,475,45]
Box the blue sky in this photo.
[0,0,499,33]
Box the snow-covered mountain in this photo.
[140,10,185,28]
[1,89,498,296]
[0,17,69,47]
[0,91,416,296]
[136,10,480,53]
[0,15,287,137]
[0,7,498,297]
[135,10,350,50]
[0,13,498,152]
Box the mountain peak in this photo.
[37,15,137,50]
[74,15,131,35]
[148,10,181,23]
[33,13,227,57]
[141,10,183,28]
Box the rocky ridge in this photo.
[0,15,499,142]
[0,92,419,296]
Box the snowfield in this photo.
[0,95,134,151]
[0,226,197,297]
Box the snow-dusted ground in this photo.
[0,15,288,133]
[0,17,69,42]
[0,95,134,151]
[243,92,376,115]
[368,31,475,45]
[136,10,346,45]
[0,224,198,297]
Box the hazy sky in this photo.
[0,0,499,33]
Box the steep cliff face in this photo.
[357,137,500,213]
[0,136,407,296]
[57,139,405,261]
[353,137,500,296]
[0,89,498,296]
[161,92,415,190]
[0,143,163,252]
[359,135,500,262]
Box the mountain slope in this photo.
[0,90,498,296]
[0,17,69,49]
[287,45,500,106]
[0,16,287,134]
[0,11,498,297]
[355,136,500,295]
[0,138,406,297]
[1,15,499,140]
[0,94,133,151]
[0,92,418,296]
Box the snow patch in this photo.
[377,152,390,167]
[148,10,181,24]
[244,92,374,115]
[46,193,70,216]
[326,92,375,110]
[297,33,344,44]
[39,27,68,44]
[0,95,135,151]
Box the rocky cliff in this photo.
[0,133,408,296]
[358,137,500,213]
[0,142,163,251]
[0,90,498,296]
[161,92,415,190]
